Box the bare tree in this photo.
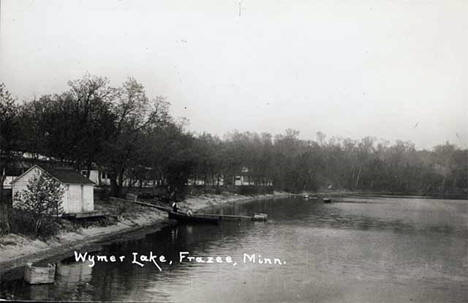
[103,78,171,196]
[0,83,19,234]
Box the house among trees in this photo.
[187,176,224,186]
[233,167,273,186]
[81,169,111,186]
[11,165,95,214]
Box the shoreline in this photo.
[302,190,468,200]
[0,192,291,276]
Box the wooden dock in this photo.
[62,211,107,219]
[111,197,268,222]
[195,213,268,222]
[131,199,172,212]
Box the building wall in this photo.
[82,169,110,186]
[234,175,255,186]
[87,170,100,184]
[11,167,43,200]
[66,184,82,213]
[187,176,225,186]
[12,167,94,214]
[63,184,94,213]
[233,175,272,186]
[3,176,16,189]
[83,185,94,212]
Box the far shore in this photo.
[0,191,292,275]
[303,190,468,200]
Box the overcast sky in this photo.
[1,0,467,149]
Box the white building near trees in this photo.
[11,165,95,214]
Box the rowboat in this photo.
[252,213,268,221]
[168,211,220,224]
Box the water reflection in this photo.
[1,197,468,302]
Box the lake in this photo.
[1,196,468,302]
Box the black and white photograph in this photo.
[0,1,467,302]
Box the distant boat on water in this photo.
[302,194,319,200]
[252,213,268,221]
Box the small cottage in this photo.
[12,165,95,214]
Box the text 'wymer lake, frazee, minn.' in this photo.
[74,251,286,271]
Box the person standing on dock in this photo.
[171,202,179,212]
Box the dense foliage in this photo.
[209,131,467,195]
[1,75,467,207]
[13,172,64,236]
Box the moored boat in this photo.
[252,213,268,221]
[168,211,220,224]
[302,194,319,200]
[322,197,332,203]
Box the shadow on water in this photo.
[1,196,468,302]
[0,221,250,301]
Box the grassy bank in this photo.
[0,191,290,275]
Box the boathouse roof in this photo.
[11,165,95,185]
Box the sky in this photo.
[1,0,467,149]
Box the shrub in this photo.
[10,209,60,238]
[13,172,64,237]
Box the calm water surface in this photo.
[1,196,468,302]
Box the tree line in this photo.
[1,75,467,231]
